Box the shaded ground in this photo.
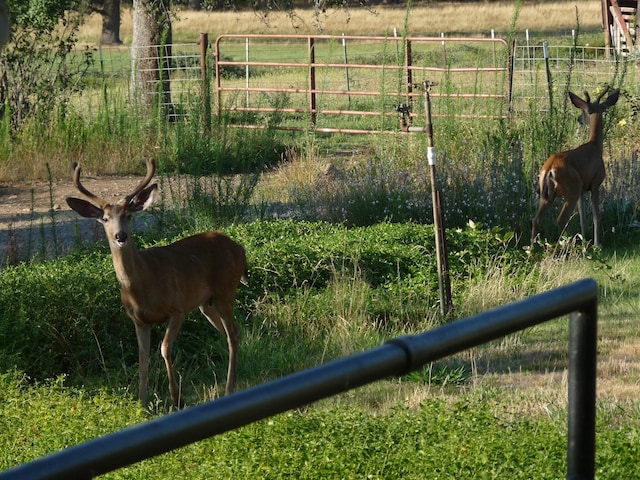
[0,174,147,264]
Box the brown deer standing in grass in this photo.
[66,158,247,408]
[531,86,620,247]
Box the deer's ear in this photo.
[603,89,620,108]
[66,197,103,219]
[569,91,587,110]
[129,183,158,212]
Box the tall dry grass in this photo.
[76,2,602,46]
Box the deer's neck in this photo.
[589,114,604,152]
[110,243,144,291]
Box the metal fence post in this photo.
[404,39,413,108]
[423,81,453,316]
[567,304,598,480]
[197,33,211,134]
[308,36,316,126]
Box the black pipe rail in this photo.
[0,278,598,480]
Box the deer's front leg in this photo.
[161,316,186,407]
[134,322,151,407]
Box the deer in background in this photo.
[66,158,247,408]
[531,86,620,247]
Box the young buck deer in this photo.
[531,86,620,247]
[66,158,247,408]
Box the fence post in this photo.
[507,40,515,117]
[544,41,554,115]
[567,305,598,480]
[342,34,351,106]
[405,39,412,108]
[423,81,453,316]
[308,36,317,126]
[245,37,250,108]
[197,33,211,134]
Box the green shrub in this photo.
[0,220,530,387]
[0,251,129,382]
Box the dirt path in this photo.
[0,174,148,264]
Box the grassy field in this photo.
[1,1,640,478]
[77,2,603,44]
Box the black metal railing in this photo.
[0,278,598,480]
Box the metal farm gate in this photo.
[212,34,513,133]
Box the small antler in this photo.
[595,85,610,103]
[125,158,156,203]
[72,162,108,208]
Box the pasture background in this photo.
[1,1,640,478]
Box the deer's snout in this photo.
[115,231,128,246]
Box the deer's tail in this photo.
[540,168,558,200]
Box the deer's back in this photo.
[150,231,246,284]
[541,142,605,193]
[124,232,246,322]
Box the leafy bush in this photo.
[1,1,92,131]
[0,219,531,387]
[0,250,129,381]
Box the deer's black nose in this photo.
[115,231,128,245]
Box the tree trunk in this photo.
[100,0,122,45]
[131,0,172,116]
[0,0,9,50]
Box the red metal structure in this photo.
[602,0,639,55]
[213,34,513,133]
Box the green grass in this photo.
[1,219,640,477]
[1,357,639,479]
[0,221,522,386]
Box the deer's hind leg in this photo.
[555,169,583,240]
[532,169,559,243]
[590,186,602,246]
[200,298,239,395]
[532,194,555,243]
[556,190,582,239]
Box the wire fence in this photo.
[74,43,205,116]
[74,38,637,128]
[512,43,633,112]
